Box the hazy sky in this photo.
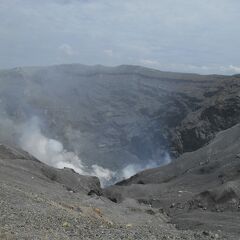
[0,0,240,74]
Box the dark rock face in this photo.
[0,64,240,170]
[174,94,240,154]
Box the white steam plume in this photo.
[19,117,115,186]
[18,117,171,186]
[120,153,171,179]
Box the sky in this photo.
[0,0,240,74]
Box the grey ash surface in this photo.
[0,144,221,239]
[105,124,240,240]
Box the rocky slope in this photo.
[105,123,240,239]
[0,144,220,239]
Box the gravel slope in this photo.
[0,144,225,239]
[105,124,240,239]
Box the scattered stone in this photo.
[145,209,155,215]
[214,233,220,239]
[202,231,210,236]
[93,208,102,217]
[170,203,175,208]
[126,224,133,228]
[62,222,70,228]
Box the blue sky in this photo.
[0,0,240,74]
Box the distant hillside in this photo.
[0,64,239,174]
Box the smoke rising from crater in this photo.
[120,154,171,179]
[17,117,171,186]
[19,117,116,186]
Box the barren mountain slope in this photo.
[0,144,221,240]
[105,123,240,239]
[0,65,239,239]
